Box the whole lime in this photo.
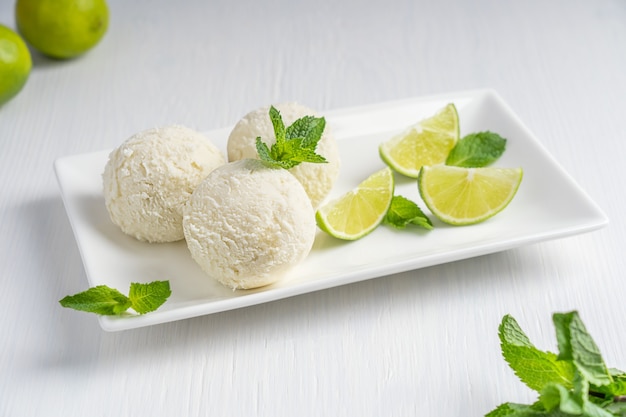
[15,0,109,59]
[0,24,32,106]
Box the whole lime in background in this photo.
[15,0,109,59]
[0,24,32,106]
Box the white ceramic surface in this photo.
[54,90,607,331]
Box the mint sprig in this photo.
[59,280,171,316]
[487,312,626,417]
[446,131,507,167]
[498,313,575,392]
[256,106,328,169]
[384,195,433,230]
[553,312,613,387]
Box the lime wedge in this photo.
[316,167,394,240]
[379,103,459,178]
[418,165,523,225]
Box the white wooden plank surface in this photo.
[1,0,625,415]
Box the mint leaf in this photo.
[582,402,617,416]
[582,399,618,417]
[603,372,626,396]
[256,106,328,169]
[572,372,612,416]
[485,402,551,417]
[59,281,171,316]
[540,376,615,417]
[128,281,172,314]
[286,115,326,149]
[269,105,286,147]
[540,382,583,414]
[605,400,626,416]
[384,195,433,230]
[553,312,574,361]
[287,146,327,164]
[499,315,576,393]
[489,312,625,417]
[446,131,507,167]
[59,285,132,315]
[485,403,531,416]
[255,138,273,162]
[553,312,613,387]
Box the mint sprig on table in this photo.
[59,280,171,316]
[487,311,626,417]
[256,105,328,169]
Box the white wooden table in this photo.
[1,0,625,415]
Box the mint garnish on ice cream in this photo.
[183,106,332,290]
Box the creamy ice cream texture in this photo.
[103,125,226,243]
[103,104,334,290]
[183,159,316,290]
[227,102,340,208]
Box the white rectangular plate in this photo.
[55,89,608,331]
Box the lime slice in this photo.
[316,167,394,240]
[418,165,523,225]
[379,103,459,178]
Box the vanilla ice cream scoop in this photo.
[227,102,340,208]
[103,125,226,243]
[183,159,316,290]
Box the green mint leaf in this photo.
[446,131,507,167]
[281,136,327,164]
[59,281,171,316]
[256,136,293,169]
[384,195,433,230]
[489,313,625,417]
[586,368,626,399]
[258,137,327,169]
[553,311,613,387]
[584,405,616,417]
[255,106,328,169]
[128,281,172,314]
[602,372,626,396]
[286,115,326,149]
[582,401,618,417]
[286,146,328,164]
[485,402,551,417]
[59,285,132,316]
[486,399,614,417]
[540,382,583,414]
[604,400,626,415]
[256,137,274,163]
[499,314,575,392]
[539,375,614,417]
[269,105,286,145]
[485,403,529,416]
[553,312,575,361]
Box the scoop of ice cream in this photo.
[103,125,226,243]
[183,159,316,290]
[227,102,340,208]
